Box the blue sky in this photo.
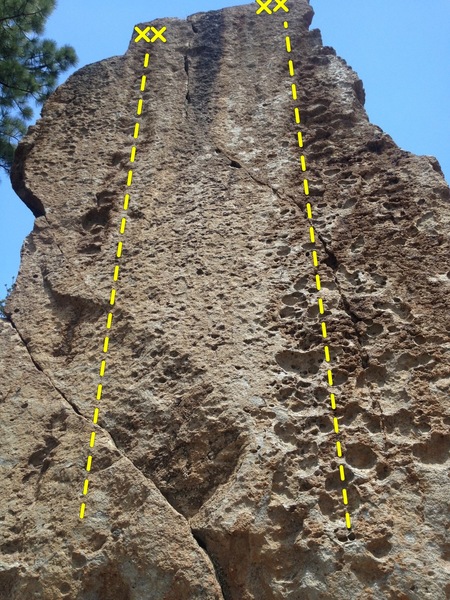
[1,0,449,295]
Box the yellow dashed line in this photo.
[275,14,353,531]
[79,49,151,519]
[291,83,297,100]
[303,179,309,195]
[334,417,340,433]
[285,35,291,53]
[327,369,333,386]
[330,393,336,409]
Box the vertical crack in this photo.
[191,530,229,600]
[183,20,198,118]
[184,53,191,118]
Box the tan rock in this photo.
[2,1,449,598]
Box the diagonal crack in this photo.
[316,231,369,368]
[212,145,369,373]
[8,314,225,593]
[312,241,387,442]
[9,315,83,417]
[214,146,286,203]
[212,144,369,367]
[8,316,164,488]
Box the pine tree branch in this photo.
[0,78,36,95]
[0,11,43,24]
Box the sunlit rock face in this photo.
[2,1,449,598]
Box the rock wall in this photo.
[1,1,449,598]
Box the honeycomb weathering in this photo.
[1,1,449,598]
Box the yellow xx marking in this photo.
[273,0,289,12]
[256,0,289,14]
[256,0,273,14]
[134,26,167,43]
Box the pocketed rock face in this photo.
[2,1,450,598]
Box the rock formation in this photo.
[1,0,449,598]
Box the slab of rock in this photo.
[2,1,449,598]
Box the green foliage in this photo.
[0,276,15,319]
[0,0,78,174]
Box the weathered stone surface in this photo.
[2,1,450,598]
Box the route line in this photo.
[284,13,352,532]
[257,0,353,531]
[78,48,152,519]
